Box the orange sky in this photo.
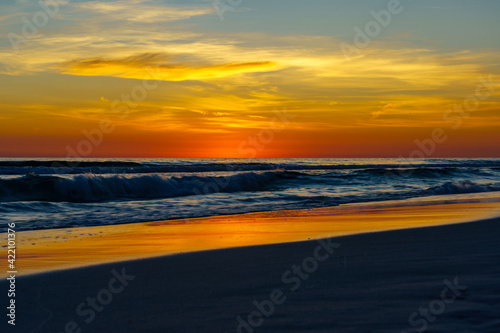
[0,0,499,158]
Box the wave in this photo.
[322,167,496,184]
[352,167,459,178]
[2,170,498,204]
[425,180,500,196]
[0,171,298,203]
[1,159,500,175]
[0,161,142,168]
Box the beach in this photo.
[2,0,499,331]
[3,193,500,332]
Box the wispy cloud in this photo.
[76,0,213,23]
[58,53,279,81]
[371,103,397,119]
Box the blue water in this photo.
[1,158,499,231]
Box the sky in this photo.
[0,0,499,158]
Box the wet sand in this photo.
[8,192,500,277]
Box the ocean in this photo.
[1,158,500,232]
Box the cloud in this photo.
[58,53,280,81]
[372,103,396,119]
[1,0,499,136]
[76,0,213,23]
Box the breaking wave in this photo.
[0,171,298,203]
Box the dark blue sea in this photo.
[1,158,500,231]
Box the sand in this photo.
[2,193,500,332]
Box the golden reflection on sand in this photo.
[7,194,500,277]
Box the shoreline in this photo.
[5,210,500,332]
[6,192,500,277]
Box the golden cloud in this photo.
[58,53,280,82]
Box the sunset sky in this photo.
[0,0,499,158]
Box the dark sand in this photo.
[4,212,500,332]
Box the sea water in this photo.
[0,158,499,231]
